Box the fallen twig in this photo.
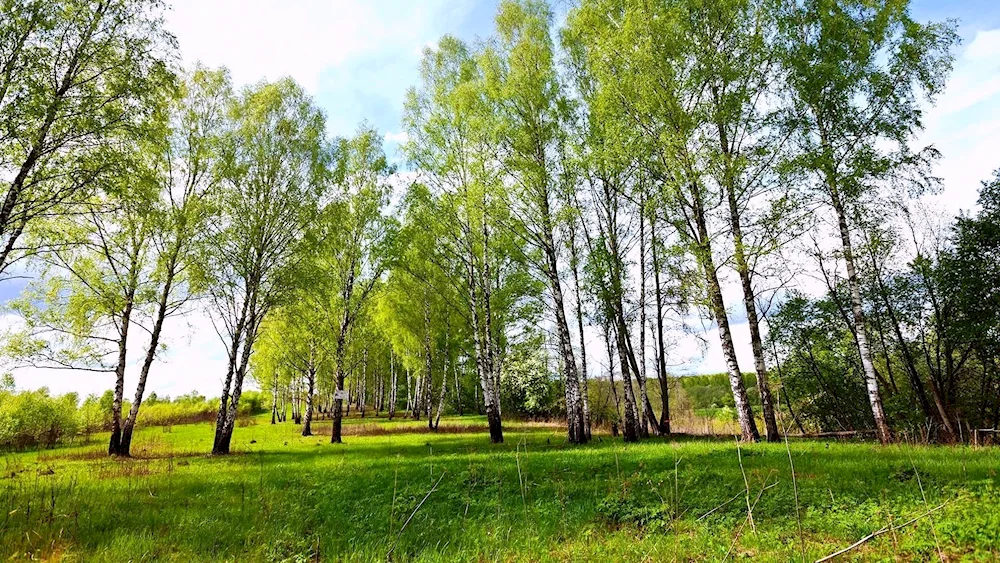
[724,473,779,561]
[815,502,948,562]
[387,471,446,560]
[697,491,744,521]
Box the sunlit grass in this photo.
[1,414,998,561]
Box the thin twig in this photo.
[697,491,744,521]
[736,438,755,534]
[699,481,779,522]
[778,391,806,563]
[387,471,446,560]
[814,503,948,563]
[724,473,778,561]
[907,454,945,562]
[516,441,527,517]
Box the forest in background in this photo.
[0,0,997,458]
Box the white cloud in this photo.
[165,1,483,141]
[920,27,1000,216]
[963,28,1000,62]
[384,131,409,144]
[167,1,380,91]
[166,1,479,92]
[2,306,231,399]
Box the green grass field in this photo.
[2,415,998,562]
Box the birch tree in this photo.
[779,0,957,443]
[0,0,175,276]
[317,127,396,444]
[0,67,222,456]
[481,0,589,444]
[683,0,786,441]
[116,66,229,455]
[566,0,761,441]
[254,301,329,436]
[208,78,328,454]
[401,37,533,444]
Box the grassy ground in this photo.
[1,414,998,562]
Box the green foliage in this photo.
[0,389,267,450]
[0,389,78,448]
[678,373,761,411]
[944,169,1000,354]
[136,394,261,427]
[597,491,673,531]
[499,335,559,417]
[0,0,178,274]
[769,291,876,430]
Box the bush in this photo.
[500,337,561,418]
[239,391,266,415]
[137,400,217,426]
[0,389,80,449]
[79,391,113,433]
[0,386,263,449]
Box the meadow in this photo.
[1,415,998,562]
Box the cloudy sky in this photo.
[4,0,1000,398]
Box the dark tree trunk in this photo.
[569,224,592,440]
[331,325,348,444]
[469,254,502,442]
[636,208,656,437]
[388,351,397,419]
[214,304,258,454]
[878,268,933,419]
[453,355,462,416]
[479,223,504,439]
[108,296,135,457]
[120,252,179,456]
[650,215,671,434]
[213,295,249,454]
[271,371,278,425]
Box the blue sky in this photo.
[165,0,507,155]
[4,0,1000,397]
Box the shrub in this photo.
[0,389,80,449]
[0,386,266,449]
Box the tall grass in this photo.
[1,414,997,561]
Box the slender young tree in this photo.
[208,78,329,454]
[681,0,786,441]
[117,67,229,455]
[3,157,161,456]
